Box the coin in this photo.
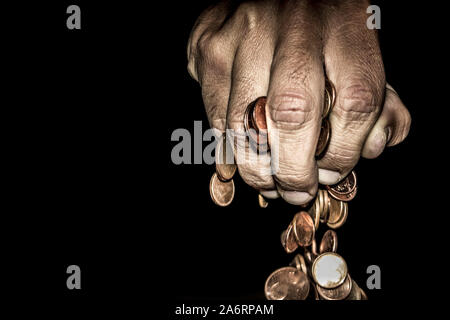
[265,266,310,300]
[290,254,308,274]
[323,87,332,118]
[319,230,338,254]
[281,223,298,254]
[209,172,235,207]
[345,279,362,300]
[215,135,236,182]
[292,211,315,247]
[327,197,344,225]
[317,190,324,222]
[244,97,268,147]
[309,280,320,300]
[304,249,315,266]
[258,193,269,208]
[316,274,352,300]
[308,200,321,231]
[360,287,368,300]
[312,252,348,289]
[325,78,336,111]
[327,201,348,229]
[326,171,357,201]
[320,189,330,223]
[315,118,331,158]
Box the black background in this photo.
[3,0,444,315]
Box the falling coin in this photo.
[244,97,268,147]
[265,266,310,300]
[320,189,330,223]
[215,135,236,182]
[360,287,368,300]
[327,171,357,201]
[327,201,348,229]
[316,274,352,300]
[345,279,362,300]
[290,254,308,274]
[320,230,338,254]
[316,118,331,158]
[258,193,269,208]
[281,223,298,254]
[327,197,344,225]
[292,211,315,247]
[308,200,321,231]
[209,172,235,207]
[312,252,348,289]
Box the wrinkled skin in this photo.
[187,0,411,205]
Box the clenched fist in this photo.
[187,0,411,205]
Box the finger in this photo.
[192,27,238,131]
[266,4,323,205]
[362,84,411,158]
[226,28,276,192]
[318,6,385,185]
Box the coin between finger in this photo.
[215,134,236,182]
[316,118,331,158]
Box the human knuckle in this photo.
[240,165,273,189]
[269,90,314,126]
[197,32,230,75]
[336,80,379,117]
[325,144,359,171]
[275,166,315,190]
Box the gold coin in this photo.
[316,274,352,300]
[312,252,348,289]
[265,266,310,300]
[327,201,348,229]
[215,135,236,182]
[258,193,268,208]
[209,172,235,207]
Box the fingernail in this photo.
[278,190,313,205]
[318,169,340,185]
[260,190,280,199]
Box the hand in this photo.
[187,0,411,205]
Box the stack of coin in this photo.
[209,135,237,207]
